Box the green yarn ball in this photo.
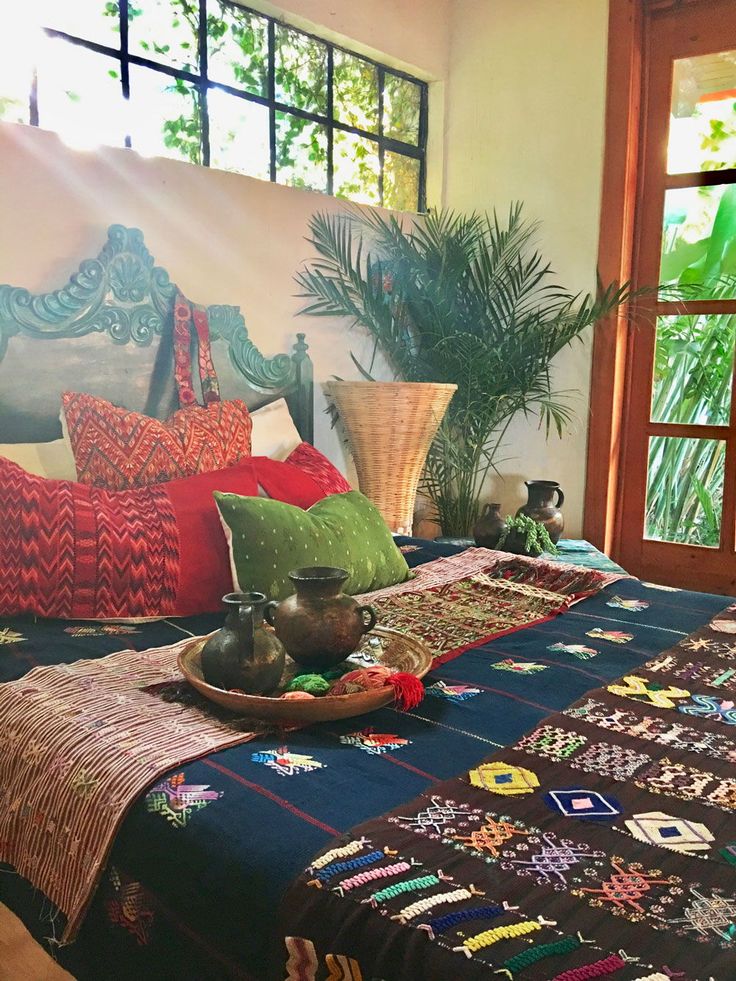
[286,674,332,696]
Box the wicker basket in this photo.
[325,381,457,534]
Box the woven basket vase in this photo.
[325,381,457,535]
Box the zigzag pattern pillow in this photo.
[62,391,253,490]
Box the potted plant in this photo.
[496,513,558,557]
[295,205,630,537]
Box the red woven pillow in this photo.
[62,391,254,490]
[284,442,352,496]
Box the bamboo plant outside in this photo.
[325,380,456,534]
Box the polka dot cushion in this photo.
[214,490,411,600]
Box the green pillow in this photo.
[214,490,412,600]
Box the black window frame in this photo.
[30,0,428,211]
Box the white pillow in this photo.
[250,398,301,460]
[0,439,77,480]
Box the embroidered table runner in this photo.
[279,604,736,980]
[0,635,265,942]
[362,547,626,666]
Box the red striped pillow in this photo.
[285,442,352,496]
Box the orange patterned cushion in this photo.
[62,391,253,490]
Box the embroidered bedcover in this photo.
[0,538,731,980]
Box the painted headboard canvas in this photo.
[0,224,313,443]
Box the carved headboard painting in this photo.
[0,225,313,444]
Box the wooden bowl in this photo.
[177,626,432,723]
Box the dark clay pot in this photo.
[473,502,505,549]
[200,592,285,695]
[272,567,377,671]
[516,480,565,544]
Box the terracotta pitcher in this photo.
[200,592,285,695]
[273,567,377,670]
[516,480,565,544]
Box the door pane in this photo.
[660,184,736,298]
[651,313,736,425]
[334,131,379,204]
[669,50,736,173]
[128,68,201,163]
[275,111,327,192]
[207,2,268,97]
[208,88,270,180]
[645,436,725,547]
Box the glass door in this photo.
[618,1,736,592]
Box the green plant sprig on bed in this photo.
[496,513,558,557]
[295,204,633,537]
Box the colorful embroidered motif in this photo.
[544,788,622,822]
[450,816,530,858]
[426,681,482,700]
[309,838,370,872]
[707,777,736,810]
[502,832,605,889]
[516,725,588,761]
[251,747,325,776]
[339,730,410,754]
[586,628,633,644]
[324,952,365,980]
[570,740,651,780]
[399,544,421,554]
[390,796,483,836]
[624,811,714,854]
[678,694,736,725]
[69,769,99,800]
[719,843,736,865]
[64,624,140,637]
[547,642,599,659]
[145,772,222,827]
[636,758,714,804]
[468,762,540,795]
[576,860,676,916]
[606,596,650,612]
[647,654,736,692]
[0,628,26,644]
[105,866,155,945]
[607,676,691,709]
[284,936,318,981]
[668,886,736,944]
[490,657,548,673]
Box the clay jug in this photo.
[516,480,565,543]
[200,592,285,695]
[473,503,506,549]
[273,567,377,671]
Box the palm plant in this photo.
[295,205,629,536]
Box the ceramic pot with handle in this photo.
[473,502,506,549]
[200,591,285,695]
[273,566,377,670]
[516,480,565,544]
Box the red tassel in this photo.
[387,672,424,711]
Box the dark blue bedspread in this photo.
[0,539,731,980]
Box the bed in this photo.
[0,230,733,981]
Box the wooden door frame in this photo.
[583,0,734,562]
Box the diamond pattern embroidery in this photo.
[544,788,622,821]
[469,762,540,795]
[624,811,714,854]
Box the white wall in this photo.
[443,0,609,536]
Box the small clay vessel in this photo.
[200,592,285,695]
[516,480,565,544]
[473,502,505,549]
[272,567,377,671]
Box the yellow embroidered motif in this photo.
[468,761,539,795]
[607,675,690,709]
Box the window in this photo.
[1,1,428,211]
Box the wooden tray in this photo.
[177,626,432,723]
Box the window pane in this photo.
[651,313,736,425]
[38,0,121,47]
[660,184,736,299]
[274,26,327,115]
[0,29,32,124]
[36,37,125,149]
[128,67,201,163]
[207,1,268,97]
[128,0,199,73]
[275,111,327,192]
[208,88,269,180]
[333,50,378,132]
[645,436,724,547]
[334,131,379,204]
[669,50,736,174]
[383,73,420,145]
[384,152,420,211]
